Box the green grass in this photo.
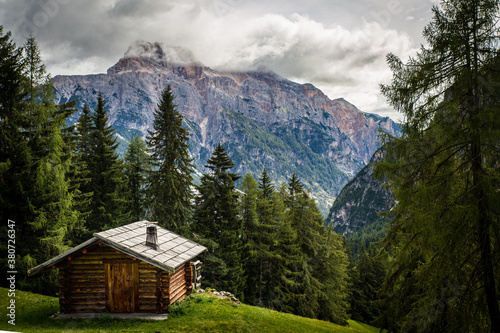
[0,287,380,332]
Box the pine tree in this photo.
[147,86,194,235]
[86,93,129,234]
[192,143,245,299]
[124,135,152,221]
[376,1,500,331]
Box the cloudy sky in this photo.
[1,0,439,121]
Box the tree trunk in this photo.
[471,135,500,333]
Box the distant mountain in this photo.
[326,149,394,235]
[52,40,400,215]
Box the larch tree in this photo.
[147,86,194,235]
[376,0,500,331]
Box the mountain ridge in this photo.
[326,149,394,235]
[52,41,400,215]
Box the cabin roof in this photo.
[28,221,207,276]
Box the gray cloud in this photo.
[0,0,437,121]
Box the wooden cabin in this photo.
[28,221,206,314]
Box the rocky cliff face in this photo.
[326,149,394,234]
[53,41,400,215]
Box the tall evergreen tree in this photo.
[240,173,260,305]
[253,169,281,307]
[0,27,28,234]
[124,135,152,221]
[0,33,80,293]
[316,228,351,324]
[281,174,350,323]
[192,143,245,299]
[376,0,500,331]
[349,246,386,324]
[269,189,301,314]
[68,103,94,242]
[147,86,194,235]
[86,93,129,234]
[259,168,274,199]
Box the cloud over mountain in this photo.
[0,0,433,121]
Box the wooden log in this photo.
[72,300,106,306]
[155,269,163,314]
[169,271,186,286]
[71,288,106,295]
[170,288,187,304]
[72,305,106,312]
[170,280,186,294]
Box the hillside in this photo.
[0,287,382,333]
[52,40,400,215]
[326,149,393,235]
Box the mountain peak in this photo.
[123,40,202,66]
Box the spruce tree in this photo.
[0,26,28,231]
[0,34,80,293]
[270,182,302,314]
[240,173,260,305]
[349,246,386,324]
[377,0,500,331]
[315,228,350,324]
[192,143,245,299]
[259,168,274,198]
[147,86,194,235]
[68,103,93,242]
[282,173,350,323]
[253,169,280,307]
[86,93,129,234]
[124,135,152,221]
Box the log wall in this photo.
[57,243,193,314]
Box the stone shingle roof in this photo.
[29,221,207,275]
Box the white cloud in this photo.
[1,0,423,122]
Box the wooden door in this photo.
[105,262,139,312]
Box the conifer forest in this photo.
[1,0,500,332]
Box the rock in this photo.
[326,148,394,235]
[52,41,401,214]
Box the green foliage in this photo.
[0,31,81,294]
[147,86,194,235]
[376,1,500,331]
[84,93,130,235]
[241,172,280,307]
[349,247,386,325]
[192,143,246,299]
[345,217,390,261]
[238,170,350,324]
[124,135,152,220]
